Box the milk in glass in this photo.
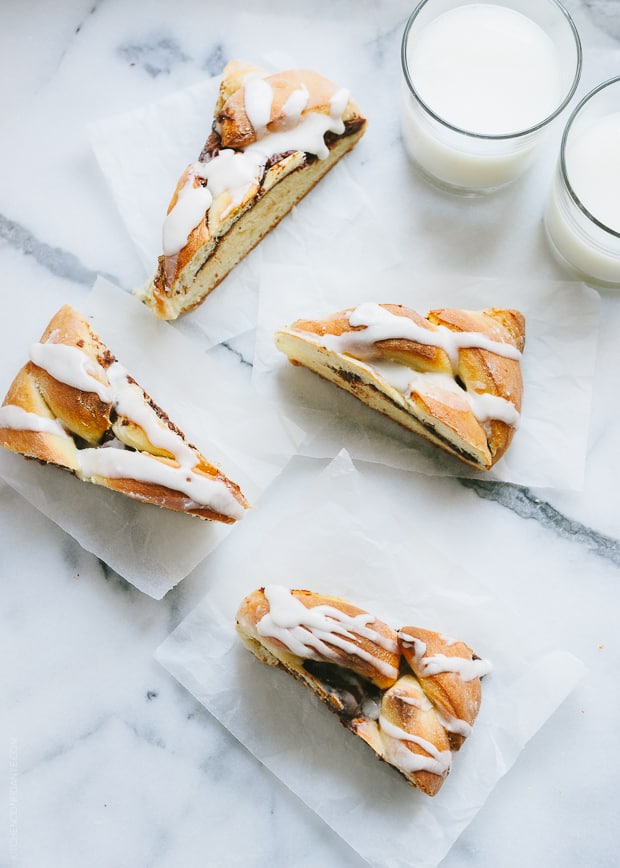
[545,105,620,286]
[401,3,567,191]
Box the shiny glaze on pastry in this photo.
[0,305,248,522]
[275,302,525,470]
[138,61,367,319]
[399,627,492,750]
[237,586,491,796]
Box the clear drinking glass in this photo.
[544,77,620,288]
[400,0,582,194]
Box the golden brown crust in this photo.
[399,627,483,751]
[237,587,399,690]
[85,455,247,524]
[236,586,489,796]
[290,304,453,372]
[217,68,361,149]
[0,365,78,470]
[347,675,451,797]
[32,304,114,443]
[276,303,525,470]
[214,60,267,116]
[380,675,452,796]
[0,305,249,522]
[146,127,365,320]
[428,308,524,466]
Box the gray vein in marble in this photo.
[163,592,190,636]
[61,533,87,572]
[364,17,406,66]
[90,544,141,602]
[462,479,620,567]
[20,715,111,776]
[117,36,191,77]
[22,714,173,779]
[96,556,140,597]
[143,817,180,868]
[202,44,227,77]
[29,1,103,100]
[220,340,253,368]
[199,728,240,779]
[127,720,166,750]
[74,2,101,37]
[0,214,117,286]
[179,690,213,727]
[583,1,620,40]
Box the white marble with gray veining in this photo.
[2,1,620,866]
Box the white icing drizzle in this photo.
[368,362,519,426]
[329,88,350,119]
[198,150,262,199]
[397,631,427,658]
[379,715,452,777]
[243,76,274,133]
[30,341,110,400]
[0,404,67,437]
[257,585,399,681]
[248,108,344,161]
[436,711,473,739]
[291,303,521,426]
[282,83,310,122]
[321,303,522,368]
[394,689,434,712]
[464,389,521,427]
[105,364,197,466]
[21,336,245,519]
[162,165,213,256]
[76,447,244,518]
[162,73,351,257]
[398,629,492,683]
[417,653,493,682]
[29,340,192,458]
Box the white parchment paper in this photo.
[89,74,398,348]
[0,277,299,598]
[156,450,586,868]
[253,266,600,490]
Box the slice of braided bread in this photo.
[236,586,491,796]
[137,60,367,320]
[0,305,248,522]
[275,302,525,470]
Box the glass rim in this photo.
[400,0,583,142]
[559,75,620,240]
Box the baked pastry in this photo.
[275,302,525,470]
[136,60,367,319]
[0,305,248,522]
[236,586,491,796]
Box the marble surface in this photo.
[2,2,620,867]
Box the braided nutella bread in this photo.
[137,60,367,320]
[236,586,491,796]
[0,305,248,522]
[275,302,525,470]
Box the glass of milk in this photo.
[401,0,582,194]
[544,77,620,288]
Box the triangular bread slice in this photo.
[136,60,367,320]
[0,305,248,522]
[236,586,491,796]
[275,302,525,470]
